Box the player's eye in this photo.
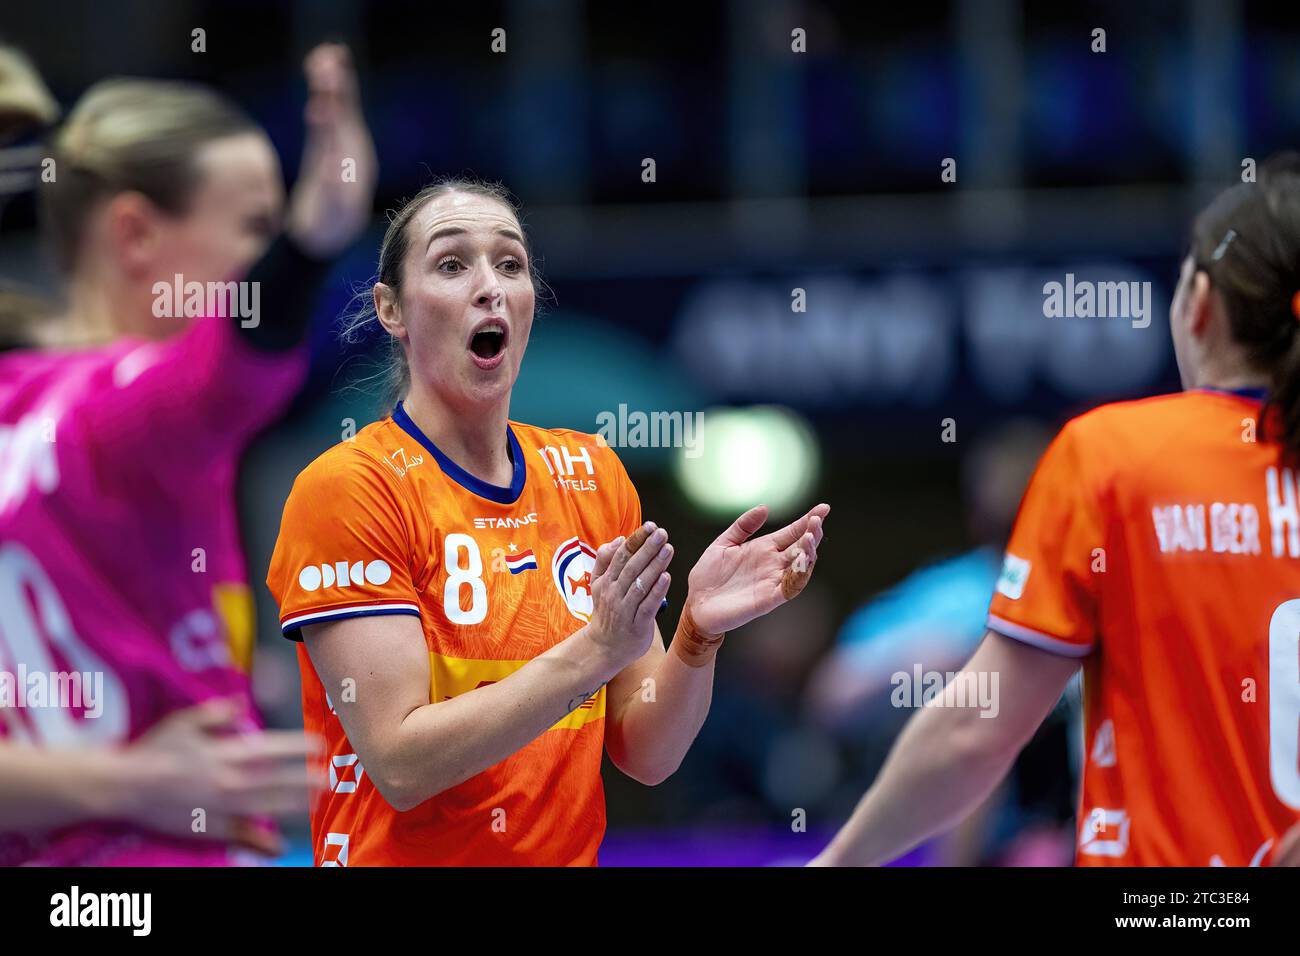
[437,256,463,273]
[499,258,523,275]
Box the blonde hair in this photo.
[0,45,59,142]
[0,46,59,347]
[42,78,257,271]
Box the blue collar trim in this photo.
[392,401,526,504]
[1199,386,1269,402]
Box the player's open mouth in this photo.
[468,319,509,369]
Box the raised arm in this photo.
[78,44,377,491]
[811,629,1080,866]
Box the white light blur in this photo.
[673,405,820,518]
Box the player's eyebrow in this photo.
[426,226,526,251]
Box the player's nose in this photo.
[472,264,505,312]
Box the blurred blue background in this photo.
[3,0,1299,865]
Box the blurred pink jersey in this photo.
[0,315,304,865]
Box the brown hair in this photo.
[1190,153,1300,462]
[42,78,258,272]
[339,177,543,410]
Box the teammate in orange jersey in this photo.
[813,156,1300,867]
[266,179,830,866]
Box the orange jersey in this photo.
[266,402,640,866]
[988,388,1300,866]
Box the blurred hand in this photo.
[285,43,378,258]
[123,697,324,856]
[686,503,829,635]
[582,523,673,671]
[1273,821,1300,866]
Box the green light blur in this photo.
[673,406,820,518]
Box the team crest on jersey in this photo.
[551,537,597,622]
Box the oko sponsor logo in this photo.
[298,559,392,592]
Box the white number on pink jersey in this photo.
[443,534,487,626]
[1269,599,1300,808]
[0,544,128,745]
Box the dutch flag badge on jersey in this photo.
[505,548,538,574]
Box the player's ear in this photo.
[374,282,406,340]
[104,191,165,279]
[1187,269,1216,338]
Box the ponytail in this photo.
[1190,153,1300,463]
[1270,333,1300,461]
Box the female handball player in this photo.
[814,156,1300,867]
[0,44,376,865]
[267,180,830,865]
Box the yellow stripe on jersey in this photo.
[213,583,255,672]
[429,651,606,731]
